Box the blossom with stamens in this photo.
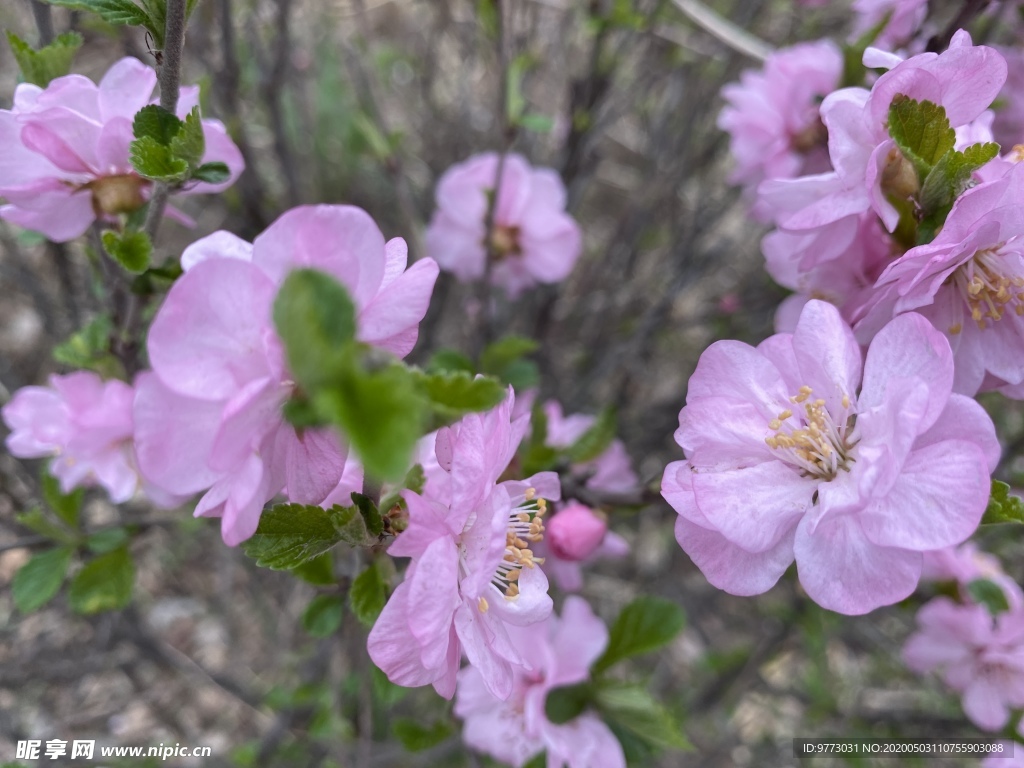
[0,57,243,242]
[662,300,999,615]
[368,391,559,700]
[424,153,582,298]
[854,162,1024,395]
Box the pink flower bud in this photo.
[546,503,607,562]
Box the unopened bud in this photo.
[880,146,919,201]
[546,502,607,561]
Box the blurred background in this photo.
[1,0,1023,765]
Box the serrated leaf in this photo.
[302,594,345,637]
[129,136,189,182]
[170,106,205,167]
[192,161,231,184]
[131,104,181,145]
[593,596,685,674]
[545,682,593,725]
[392,718,453,752]
[102,230,152,273]
[53,314,115,372]
[426,348,475,375]
[330,503,378,548]
[41,471,83,529]
[918,142,1000,243]
[85,527,129,554]
[981,480,1024,525]
[378,463,426,517]
[68,546,134,614]
[242,503,344,569]
[350,493,384,537]
[290,552,335,585]
[565,407,617,464]
[41,0,153,28]
[7,30,82,87]
[349,560,386,626]
[412,369,507,424]
[13,546,73,613]
[967,578,1011,616]
[887,96,955,179]
[273,268,357,392]
[594,683,690,752]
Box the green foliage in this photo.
[968,579,1011,616]
[53,314,122,377]
[349,560,387,626]
[888,97,956,179]
[41,472,83,529]
[302,594,345,637]
[520,400,559,476]
[841,11,890,87]
[130,105,212,185]
[13,546,73,613]
[981,480,1024,525]
[290,552,335,585]
[133,104,182,145]
[593,596,686,674]
[68,546,134,613]
[917,141,1000,242]
[85,527,129,554]
[7,31,82,86]
[371,664,409,706]
[413,369,507,425]
[480,335,540,390]
[16,507,76,544]
[392,718,453,752]
[545,682,593,724]
[102,230,153,273]
[191,162,231,183]
[427,348,475,375]
[40,0,201,49]
[593,683,691,752]
[170,107,205,167]
[129,136,190,182]
[245,504,347,569]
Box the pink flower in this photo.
[923,544,1024,611]
[425,153,582,298]
[544,401,638,494]
[718,40,841,214]
[760,32,1006,234]
[904,597,1024,730]
[3,371,137,502]
[134,206,439,546]
[367,391,559,699]
[662,300,999,614]
[0,57,244,242]
[853,162,1024,395]
[852,0,929,51]
[454,596,626,768]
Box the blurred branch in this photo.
[927,0,993,52]
[29,0,55,45]
[670,0,772,61]
[259,0,301,208]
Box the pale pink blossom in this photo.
[3,371,137,502]
[454,596,625,768]
[718,40,841,215]
[904,597,1024,730]
[134,206,438,546]
[543,401,638,494]
[425,153,581,298]
[852,0,929,51]
[922,543,1023,610]
[0,57,244,242]
[662,300,999,614]
[368,392,559,700]
[853,162,1024,395]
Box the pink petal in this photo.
[357,257,439,356]
[277,426,346,505]
[180,230,254,272]
[98,57,157,122]
[368,579,448,689]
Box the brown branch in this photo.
[926,0,992,52]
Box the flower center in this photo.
[791,117,828,154]
[82,173,149,217]
[479,487,547,611]
[947,246,1024,332]
[489,224,522,259]
[765,385,856,480]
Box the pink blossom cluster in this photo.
[0,57,244,241]
[425,153,582,298]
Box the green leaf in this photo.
[522,754,547,768]
[968,578,1011,616]
[85,527,129,554]
[192,161,231,184]
[480,335,539,374]
[53,314,117,374]
[544,682,593,725]
[290,552,335,585]
[102,230,152,273]
[887,96,956,179]
[170,106,206,167]
[13,546,73,613]
[315,363,425,481]
[593,596,685,674]
[412,369,507,425]
[392,718,453,752]
[917,141,1000,243]
[302,594,345,637]
[372,664,409,705]
[68,546,134,613]
[331,503,378,548]
[16,508,76,544]
[841,10,891,87]
[594,683,691,752]
[131,104,182,145]
[427,348,475,375]
[565,407,617,464]
[129,136,190,182]
[351,493,384,537]
[273,268,357,392]
[7,31,82,87]
[243,503,344,569]
[349,560,387,626]
[519,113,555,133]
[40,0,153,28]
[41,472,83,529]
[981,480,1024,525]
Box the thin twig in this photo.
[670,0,772,61]
[926,0,992,52]
[29,0,55,45]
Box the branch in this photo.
[142,0,188,241]
[30,0,56,45]
[926,0,992,52]
[669,0,772,62]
